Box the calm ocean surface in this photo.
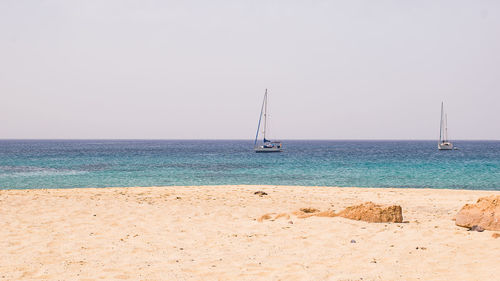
[0,140,499,190]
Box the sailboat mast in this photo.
[445,113,449,142]
[439,102,444,143]
[263,89,268,141]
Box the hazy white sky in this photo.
[1,0,499,139]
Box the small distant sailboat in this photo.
[438,102,454,150]
[254,89,283,153]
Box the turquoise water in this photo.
[0,140,499,190]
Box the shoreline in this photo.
[2,184,500,192]
[2,185,500,280]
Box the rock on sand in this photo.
[455,195,500,231]
[336,202,403,223]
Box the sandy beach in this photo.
[1,185,499,280]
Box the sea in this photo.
[0,140,499,190]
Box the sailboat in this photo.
[254,89,283,153]
[438,102,454,150]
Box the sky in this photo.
[1,0,499,140]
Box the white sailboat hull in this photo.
[254,146,283,153]
[438,142,453,150]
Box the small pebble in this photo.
[469,225,485,232]
[350,239,356,243]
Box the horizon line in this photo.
[0,138,499,141]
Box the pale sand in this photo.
[1,185,500,281]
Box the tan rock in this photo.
[455,195,500,231]
[312,210,336,218]
[257,213,273,222]
[492,233,500,239]
[274,213,290,220]
[294,209,336,219]
[336,202,403,223]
